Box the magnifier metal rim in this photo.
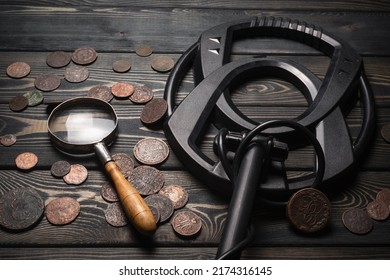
[47,97,118,155]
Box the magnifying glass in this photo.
[47,97,156,236]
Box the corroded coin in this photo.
[64,65,89,83]
[0,187,44,230]
[129,85,154,104]
[6,62,31,78]
[112,153,134,178]
[159,185,188,209]
[140,98,168,125]
[23,91,44,107]
[287,188,331,233]
[381,124,390,143]
[35,73,61,92]
[127,165,165,196]
[149,205,160,223]
[0,134,16,147]
[46,51,71,68]
[133,137,169,166]
[135,44,153,57]
[15,152,38,170]
[376,189,390,207]
[50,160,71,178]
[171,210,202,237]
[144,194,173,223]
[63,164,88,185]
[104,202,129,227]
[151,55,175,72]
[112,59,131,73]
[366,200,389,221]
[342,208,373,235]
[71,47,97,65]
[45,197,80,225]
[100,182,119,203]
[87,85,113,103]
[111,82,134,98]
[9,95,28,112]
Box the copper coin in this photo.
[112,153,134,178]
[112,60,131,73]
[6,62,31,78]
[171,210,202,237]
[111,82,134,98]
[381,124,390,143]
[64,65,89,83]
[127,165,165,196]
[46,51,71,68]
[149,205,160,223]
[140,98,168,125]
[45,197,80,225]
[135,44,153,57]
[0,187,44,230]
[342,208,373,235]
[133,137,169,166]
[50,160,71,178]
[129,85,154,104]
[87,85,113,103]
[159,185,188,209]
[23,91,44,107]
[366,200,389,221]
[144,194,173,223]
[287,188,331,233]
[104,202,129,227]
[15,152,38,170]
[71,47,97,65]
[35,73,61,92]
[0,134,16,147]
[63,164,88,185]
[376,189,390,207]
[9,95,28,112]
[151,55,175,72]
[101,182,119,203]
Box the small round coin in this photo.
[104,202,129,227]
[101,182,119,203]
[135,44,153,57]
[46,51,71,68]
[366,200,389,221]
[111,82,134,98]
[35,73,61,92]
[376,189,390,207]
[23,91,44,107]
[45,197,80,225]
[50,160,71,178]
[144,194,173,223]
[129,85,154,104]
[127,165,165,196]
[64,65,89,83]
[15,152,38,170]
[71,47,97,65]
[171,210,202,237]
[112,59,131,73]
[0,134,16,147]
[112,153,134,178]
[133,137,169,166]
[381,124,390,143]
[87,85,113,103]
[342,208,373,235]
[149,205,160,223]
[9,95,28,112]
[159,185,189,209]
[140,98,168,125]
[6,62,31,78]
[151,55,175,72]
[63,164,88,185]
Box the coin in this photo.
[0,134,16,147]
[135,44,153,57]
[46,51,71,68]
[151,55,175,72]
[159,185,188,209]
[342,208,373,235]
[381,124,390,143]
[6,62,31,78]
[45,197,80,225]
[149,205,160,223]
[366,200,389,221]
[286,188,331,233]
[112,153,134,178]
[127,165,165,196]
[112,59,131,73]
[133,137,169,166]
[15,152,38,170]
[129,85,154,104]
[23,91,44,107]
[171,210,202,237]
[9,95,28,112]
[71,47,97,65]
[64,65,89,83]
[63,164,88,185]
[104,202,129,227]
[144,194,173,223]
[50,160,71,178]
[376,189,390,207]
[140,98,168,125]
[35,73,61,92]
[111,82,134,98]
[100,182,119,203]
[87,85,113,103]
[0,187,44,230]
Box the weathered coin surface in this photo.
[159,185,188,209]
[144,194,173,223]
[101,182,119,203]
[286,188,331,233]
[140,98,168,125]
[50,160,71,178]
[64,65,89,83]
[0,134,17,147]
[0,187,44,230]
[171,210,202,237]
[63,164,88,185]
[6,62,31,78]
[111,82,134,98]
[151,55,175,72]
[133,137,169,166]
[130,85,154,104]
[127,165,165,196]
[23,91,44,107]
[35,73,61,92]
[71,47,97,65]
[45,197,80,225]
[104,202,129,227]
[46,51,71,68]
[9,95,28,112]
[135,44,153,57]
[112,153,134,178]
[112,59,131,73]
[149,205,160,224]
[366,200,389,221]
[15,152,38,170]
[381,124,390,143]
[342,208,373,235]
[87,85,113,103]
[376,189,390,207]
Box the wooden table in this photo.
[0,1,390,259]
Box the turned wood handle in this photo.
[104,161,156,235]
